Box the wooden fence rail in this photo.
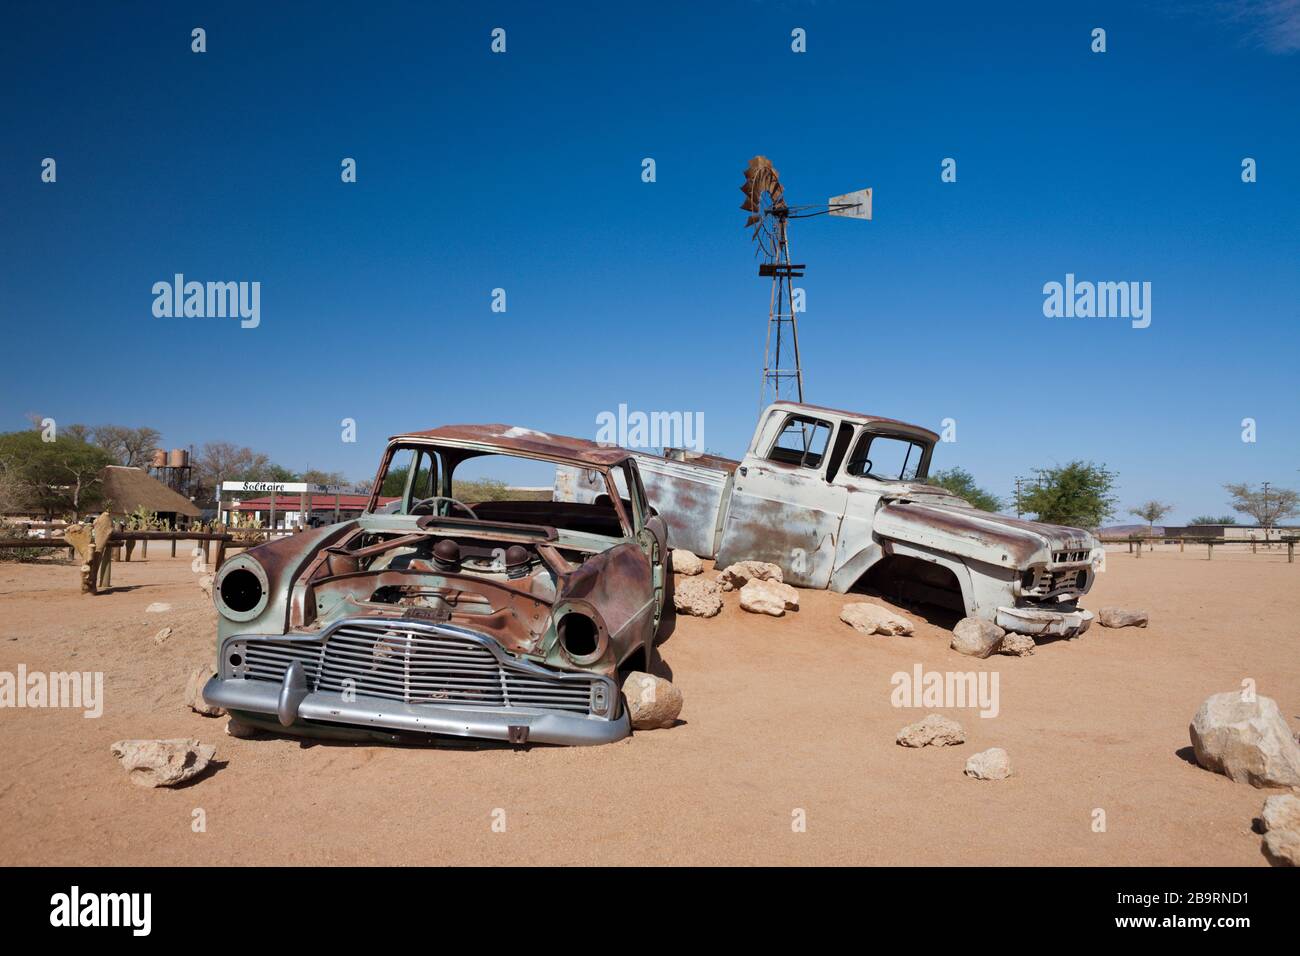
[1098,535,1297,562]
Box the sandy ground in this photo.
[0,545,1296,866]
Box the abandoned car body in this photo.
[203,426,669,746]
[560,401,1098,637]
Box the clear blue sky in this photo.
[2,1,1297,521]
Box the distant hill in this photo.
[1099,524,1163,536]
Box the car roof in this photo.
[770,401,941,442]
[391,424,633,468]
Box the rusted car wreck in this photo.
[561,401,1099,637]
[203,425,669,746]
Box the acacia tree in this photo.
[1014,461,1118,530]
[927,467,1003,512]
[1128,500,1173,535]
[1223,483,1299,531]
[0,430,113,519]
[91,425,162,467]
[1189,515,1236,525]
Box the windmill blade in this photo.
[740,155,786,231]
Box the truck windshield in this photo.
[846,433,926,481]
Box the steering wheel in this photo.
[410,496,479,519]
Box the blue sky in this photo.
[2,1,1297,520]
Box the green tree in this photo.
[1015,461,1118,530]
[927,467,1003,512]
[1189,515,1236,525]
[0,430,114,519]
[1127,500,1173,534]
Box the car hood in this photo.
[873,499,1097,569]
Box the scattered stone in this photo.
[1263,828,1299,867]
[622,671,683,730]
[897,714,965,748]
[226,717,267,739]
[673,577,723,618]
[1259,794,1300,834]
[197,573,215,598]
[671,549,703,576]
[110,738,216,788]
[184,665,224,717]
[964,747,1012,780]
[999,633,1036,657]
[951,617,1005,659]
[152,626,173,645]
[738,579,799,617]
[145,602,172,614]
[716,560,783,591]
[839,602,914,636]
[1098,607,1149,628]
[1189,692,1300,788]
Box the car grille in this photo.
[1052,549,1091,564]
[232,622,599,715]
[1022,568,1086,599]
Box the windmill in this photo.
[740,156,872,410]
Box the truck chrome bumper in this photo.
[203,675,631,746]
[996,605,1094,637]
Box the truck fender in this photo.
[830,537,978,616]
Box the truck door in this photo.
[714,412,850,587]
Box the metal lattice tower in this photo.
[759,212,805,410]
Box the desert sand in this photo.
[0,545,1296,866]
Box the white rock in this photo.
[1263,828,1299,867]
[152,626,173,645]
[1260,794,1300,834]
[110,738,216,788]
[671,549,703,576]
[951,617,1005,659]
[839,602,914,636]
[226,717,267,739]
[145,602,172,614]
[1189,692,1300,788]
[999,633,1036,657]
[1099,607,1148,628]
[716,560,784,592]
[673,577,722,618]
[622,671,683,730]
[738,579,798,617]
[197,573,215,598]
[964,747,1012,780]
[897,714,965,748]
[184,665,224,717]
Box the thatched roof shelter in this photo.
[99,466,200,521]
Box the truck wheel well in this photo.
[855,554,965,615]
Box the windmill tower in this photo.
[740,157,872,411]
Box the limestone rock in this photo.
[1260,793,1300,834]
[951,617,1005,659]
[185,665,224,717]
[897,714,965,748]
[110,738,216,788]
[226,717,267,739]
[1262,828,1299,867]
[1099,607,1148,628]
[1189,692,1300,788]
[153,626,173,645]
[671,549,703,576]
[145,602,171,614]
[716,560,783,592]
[198,573,215,598]
[738,579,798,617]
[964,747,1012,780]
[673,577,722,618]
[64,524,92,562]
[999,633,1036,657]
[839,603,914,636]
[622,671,683,730]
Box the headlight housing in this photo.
[214,556,269,622]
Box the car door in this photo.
[714,412,849,587]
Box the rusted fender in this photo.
[873,501,1095,570]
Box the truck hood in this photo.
[874,499,1097,570]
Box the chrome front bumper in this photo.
[203,674,630,745]
[203,617,629,747]
[996,605,1094,637]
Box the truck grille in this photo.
[1022,567,1087,599]
[232,622,599,716]
[1052,549,1091,564]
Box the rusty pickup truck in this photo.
[559,401,1098,637]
